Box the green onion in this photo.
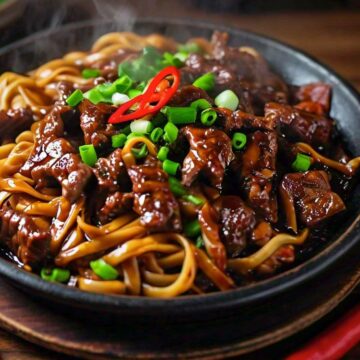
[232,132,247,150]
[112,92,129,106]
[152,113,166,128]
[150,127,164,143]
[97,82,117,98]
[184,219,201,238]
[90,259,119,280]
[130,120,153,134]
[84,88,110,104]
[127,132,146,141]
[157,146,169,161]
[128,89,142,99]
[41,268,70,283]
[163,122,179,143]
[112,133,127,148]
[169,176,187,196]
[292,153,311,172]
[178,42,202,54]
[136,81,147,91]
[190,98,212,111]
[79,144,98,166]
[131,143,148,159]
[66,89,83,107]
[196,236,204,248]
[215,89,239,111]
[193,72,215,92]
[114,75,133,93]
[163,159,180,175]
[162,52,184,68]
[200,108,217,126]
[82,68,100,79]
[120,124,131,135]
[182,194,205,206]
[166,107,197,125]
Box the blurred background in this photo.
[0,0,359,91]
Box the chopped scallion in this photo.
[163,159,180,175]
[41,268,70,283]
[66,89,83,107]
[196,236,204,248]
[90,259,119,280]
[166,107,197,125]
[292,153,312,172]
[130,119,153,134]
[182,194,205,206]
[190,98,212,111]
[200,108,217,126]
[112,92,130,106]
[193,72,215,92]
[157,146,169,161]
[232,132,247,150]
[114,75,133,93]
[169,176,187,196]
[163,122,179,143]
[131,143,148,159]
[82,68,100,79]
[112,133,127,148]
[150,127,164,143]
[215,89,239,111]
[128,89,142,99]
[79,144,98,167]
[184,219,201,238]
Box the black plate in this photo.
[0,17,359,328]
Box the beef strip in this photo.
[20,105,92,203]
[293,82,331,113]
[0,107,33,143]
[181,126,234,190]
[79,99,116,148]
[127,158,181,231]
[214,196,256,257]
[0,207,50,265]
[265,102,333,146]
[240,130,278,223]
[93,149,132,224]
[280,170,345,232]
[169,85,213,107]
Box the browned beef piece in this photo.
[0,107,33,143]
[93,149,132,224]
[222,108,276,132]
[169,85,213,107]
[214,196,256,257]
[293,82,331,113]
[181,126,234,190]
[240,130,278,223]
[79,99,116,148]
[265,102,333,146]
[0,207,50,265]
[280,170,345,232]
[20,106,92,203]
[128,161,181,231]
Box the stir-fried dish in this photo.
[0,31,359,297]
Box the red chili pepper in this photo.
[286,303,360,360]
[108,66,180,124]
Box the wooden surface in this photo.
[0,7,359,360]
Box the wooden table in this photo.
[0,7,359,360]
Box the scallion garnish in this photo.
[41,268,70,283]
[232,132,247,150]
[112,92,129,106]
[66,89,83,107]
[193,72,215,92]
[166,107,197,125]
[163,122,179,143]
[112,133,127,148]
[82,68,100,79]
[130,120,153,134]
[190,98,212,111]
[169,176,187,196]
[196,236,204,248]
[90,259,119,280]
[183,194,205,206]
[128,89,142,99]
[79,144,98,167]
[114,75,133,93]
[215,89,239,111]
[163,159,180,175]
[150,127,164,143]
[200,108,217,126]
[157,146,169,161]
[131,143,148,159]
[184,219,201,238]
[292,153,312,172]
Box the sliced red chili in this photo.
[108,66,180,124]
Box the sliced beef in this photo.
[293,82,331,113]
[240,130,278,223]
[169,85,213,107]
[79,99,116,148]
[181,126,234,190]
[20,105,92,203]
[214,196,256,257]
[128,160,181,231]
[280,170,345,232]
[0,107,33,143]
[93,149,131,224]
[0,207,50,265]
[265,102,333,146]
